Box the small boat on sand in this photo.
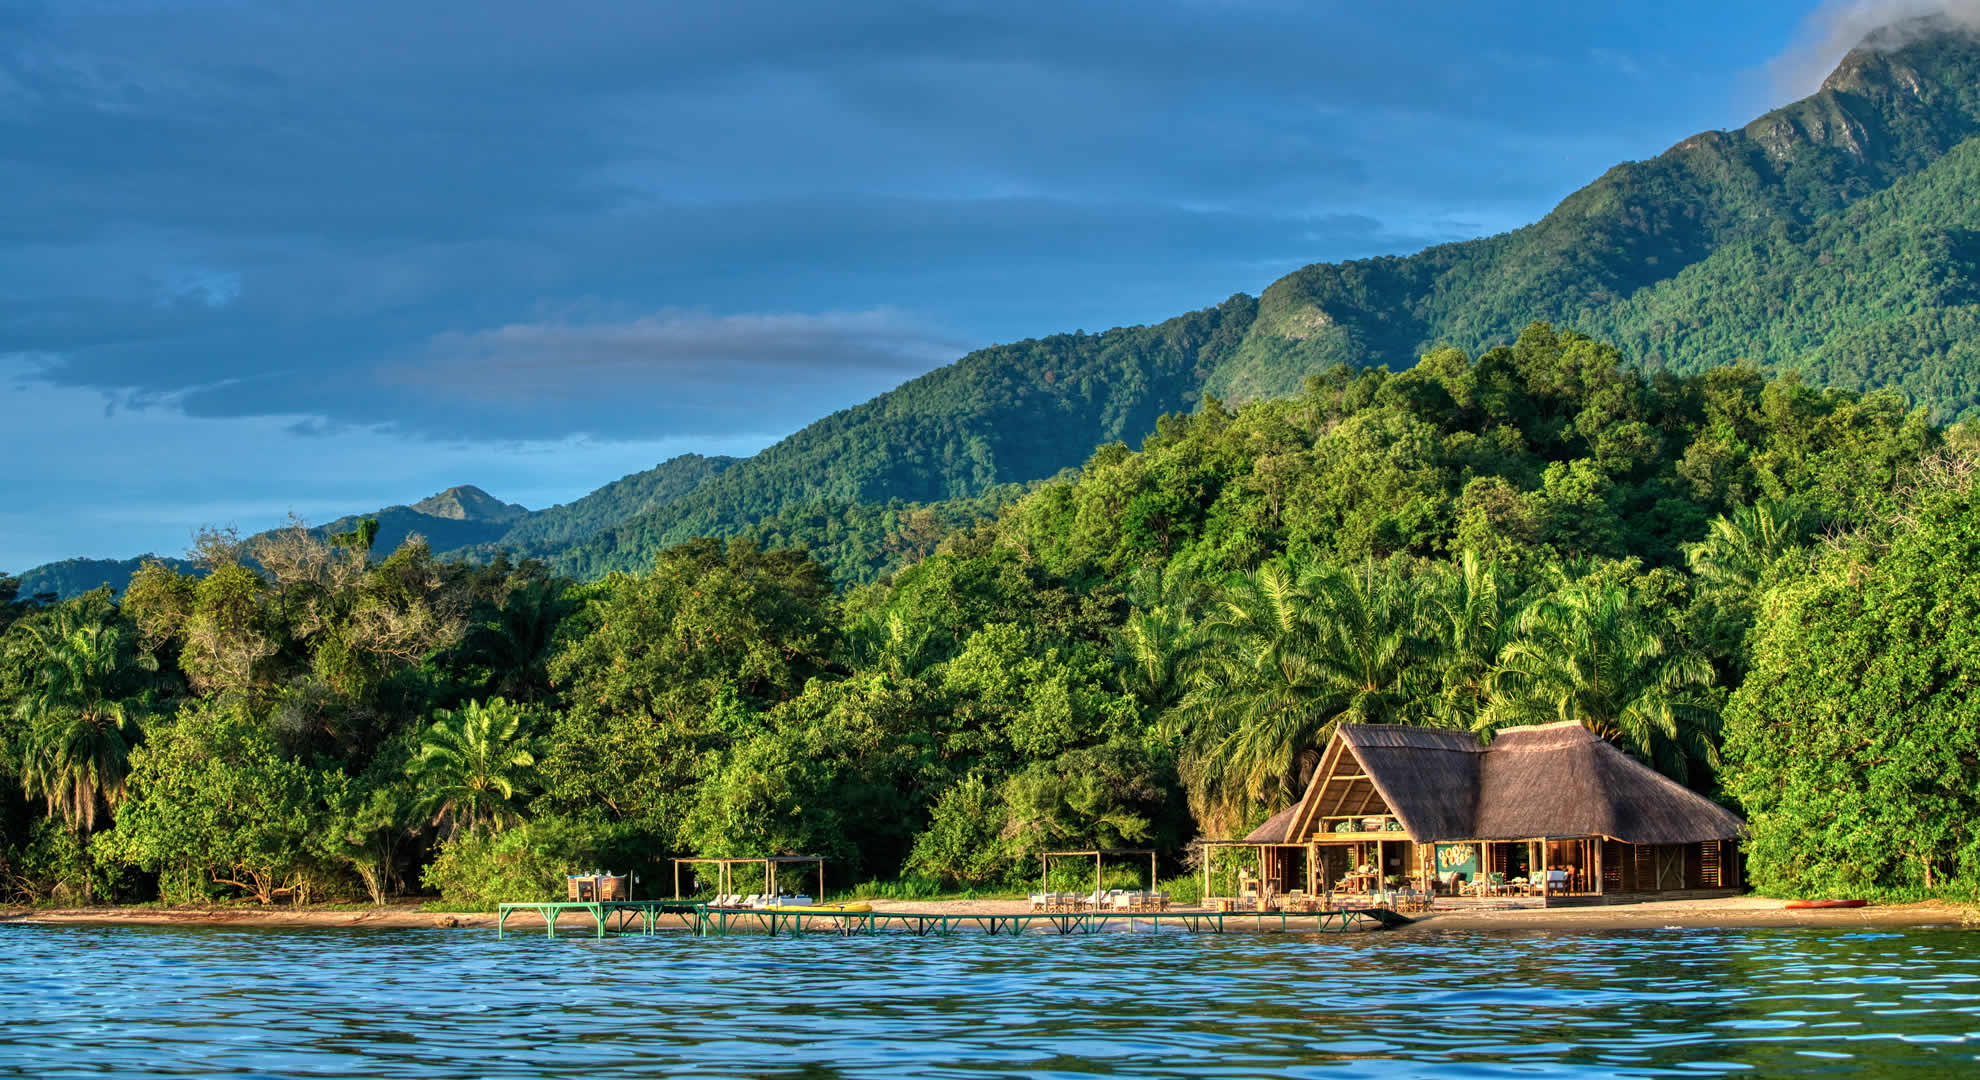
[1783,898,1866,910]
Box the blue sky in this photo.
[0,0,1944,569]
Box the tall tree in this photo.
[411,698,539,836]
[1176,559,1432,827]
[1419,551,1523,727]
[1685,498,1814,596]
[1480,580,1718,781]
[11,601,153,834]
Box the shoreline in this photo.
[4,895,1975,934]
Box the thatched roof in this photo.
[1470,723,1745,844]
[1242,803,1302,843]
[1336,725,1481,841]
[1320,721,1742,846]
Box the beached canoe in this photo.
[1783,898,1866,910]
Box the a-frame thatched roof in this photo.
[1250,721,1742,846]
[1467,722,1744,845]
[1335,725,1481,841]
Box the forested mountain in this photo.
[22,20,1980,594]
[313,485,530,559]
[1204,20,1980,404]
[19,486,530,599]
[530,298,1257,578]
[14,556,198,602]
[463,454,738,556]
[511,22,1980,580]
[1584,135,1980,410]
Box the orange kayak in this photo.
[1783,898,1865,909]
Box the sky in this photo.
[0,0,1950,569]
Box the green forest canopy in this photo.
[4,325,1972,906]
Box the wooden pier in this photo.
[495,901,1411,940]
[495,900,703,939]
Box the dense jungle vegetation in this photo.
[4,324,1973,907]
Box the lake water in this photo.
[1,922,1977,1077]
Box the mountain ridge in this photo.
[21,19,1980,595]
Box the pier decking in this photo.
[494,901,1412,940]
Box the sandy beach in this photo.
[5,895,1975,933]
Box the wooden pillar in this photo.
[1307,842,1317,896]
[1041,853,1048,894]
[1594,839,1604,895]
[1202,846,1211,903]
[1094,852,1101,898]
[1149,850,1157,892]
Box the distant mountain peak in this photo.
[1855,13,1979,55]
[408,485,530,523]
[1825,13,1980,94]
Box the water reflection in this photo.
[0,924,1974,1078]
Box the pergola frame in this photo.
[672,856,826,900]
[1039,848,1157,896]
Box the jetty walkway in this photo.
[494,900,1411,940]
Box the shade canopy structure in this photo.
[1039,849,1158,895]
[672,856,826,900]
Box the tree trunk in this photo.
[80,829,93,907]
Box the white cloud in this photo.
[1770,1,1980,96]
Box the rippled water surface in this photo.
[3,922,1978,1077]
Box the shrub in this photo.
[904,774,1009,887]
[420,815,642,908]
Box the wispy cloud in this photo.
[404,308,966,403]
[1769,1,1980,96]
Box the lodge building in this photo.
[1208,721,1745,904]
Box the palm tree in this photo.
[1119,602,1203,718]
[1686,498,1813,595]
[1480,580,1718,781]
[11,604,155,905]
[1419,550,1522,728]
[12,610,153,834]
[1176,559,1435,826]
[410,697,539,836]
[466,576,576,702]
